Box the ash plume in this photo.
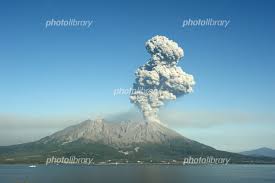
[130,35,195,123]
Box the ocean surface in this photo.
[0,164,274,183]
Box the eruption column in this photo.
[130,35,195,123]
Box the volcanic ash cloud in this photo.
[130,35,195,123]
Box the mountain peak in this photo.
[40,119,188,148]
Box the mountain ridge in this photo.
[240,147,275,158]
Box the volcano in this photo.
[0,119,273,164]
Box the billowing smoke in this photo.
[129,35,195,123]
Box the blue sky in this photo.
[0,0,274,151]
